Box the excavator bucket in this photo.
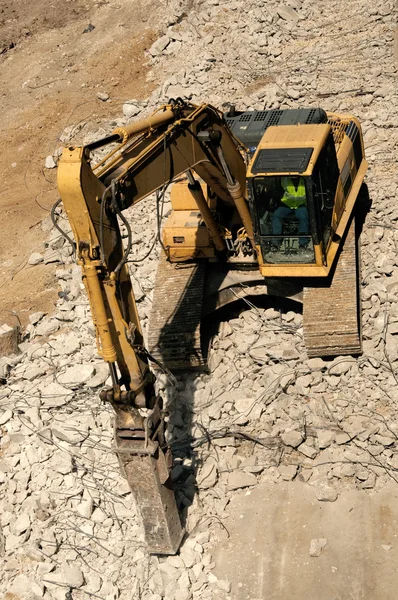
[115,416,184,555]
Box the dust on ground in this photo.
[0,0,160,326]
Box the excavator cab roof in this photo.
[247,123,331,177]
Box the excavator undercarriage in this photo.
[148,213,362,370]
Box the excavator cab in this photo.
[247,131,339,270]
[227,107,367,278]
[249,155,337,266]
[247,130,339,267]
[251,174,315,264]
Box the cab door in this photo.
[310,134,339,260]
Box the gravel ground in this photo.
[1,0,398,599]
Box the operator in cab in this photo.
[271,176,309,248]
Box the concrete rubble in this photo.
[1,0,398,598]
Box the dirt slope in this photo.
[0,0,159,326]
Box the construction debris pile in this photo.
[1,0,398,599]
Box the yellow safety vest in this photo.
[281,177,306,209]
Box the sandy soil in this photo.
[214,481,398,600]
[0,0,160,326]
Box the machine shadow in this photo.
[156,262,303,532]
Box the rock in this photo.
[217,579,231,593]
[6,533,22,552]
[360,472,377,489]
[207,397,224,420]
[328,357,356,376]
[45,155,57,169]
[241,455,263,474]
[83,23,95,33]
[12,512,31,535]
[159,560,179,580]
[43,247,61,264]
[197,459,218,489]
[306,357,325,370]
[295,373,313,393]
[0,324,20,356]
[281,430,304,448]
[51,451,73,475]
[43,564,84,588]
[149,35,170,57]
[0,357,10,378]
[309,538,327,557]
[208,572,218,584]
[63,566,85,588]
[123,101,140,118]
[29,311,45,325]
[340,464,356,477]
[35,320,59,336]
[87,363,110,388]
[97,92,109,101]
[280,370,296,389]
[374,85,389,98]
[277,5,299,23]
[234,397,254,414]
[287,88,301,100]
[335,432,351,445]
[28,252,44,265]
[40,529,58,556]
[208,351,222,372]
[219,321,233,339]
[26,446,41,465]
[373,434,395,447]
[52,422,88,444]
[39,381,73,407]
[298,443,318,459]
[0,409,12,425]
[180,546,199,568]
[278,464,298,480]
[249,346,268,364]
[77,497,94,519]
[58,364,95,387]
[5,433,25,454]
[297,443,318,458]
[178,570,190,588]
[315,486,338,502]
[317,430,335,449]
[23,365,46,381]
[50,332,81,355]
[213,436,235,447]
[174,590,191,600]
[166,84,192,100]
[91,508,107,523]
[8,575,33,598]
[227,471,257,490]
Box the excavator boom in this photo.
[57,101,252,554]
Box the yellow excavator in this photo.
[57,99,367,554]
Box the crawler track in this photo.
[303,218,362,357]
[148,254,206,370]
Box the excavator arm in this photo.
[57,101,252,554]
